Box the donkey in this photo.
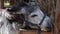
[0,1,51,34]
[7,1,51,31]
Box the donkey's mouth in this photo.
[12,22,26,31]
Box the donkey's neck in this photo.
[0,16,16,34]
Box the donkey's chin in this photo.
[12,22,25,31]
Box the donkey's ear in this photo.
[23,0,29,3]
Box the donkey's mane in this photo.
[7,2,29,12]
[7,1,36,14]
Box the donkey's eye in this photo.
[31,15,37,17]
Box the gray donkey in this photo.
[0,0,51,34]
[7,0,51,31]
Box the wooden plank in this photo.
[18,30,51,34]
[41,32,51,34]
[54,0,60,34]
[21,30,37,34]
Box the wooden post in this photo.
[48,0,50,16]
[0,0,1,9]
[0,0,3,9]
[10,0,16,5]
[54,0,60,34]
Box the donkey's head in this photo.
[7,1,51,31]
